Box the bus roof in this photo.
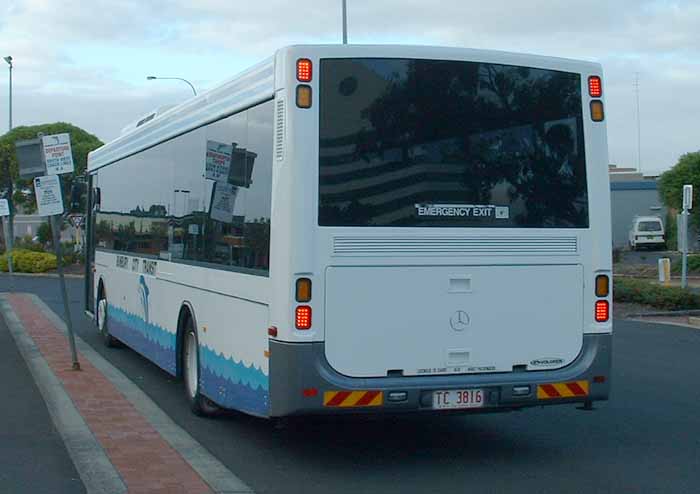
[88,44,601,173]
[88,56,274,172]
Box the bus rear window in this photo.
[318,58,589,228]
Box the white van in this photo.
[629,216,665,250]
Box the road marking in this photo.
[0,295,126,494]
[27,293,254,494]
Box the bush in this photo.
[665,212,678,251]
[613,278,700,310]
[0,249,58,273]
[59,242,79,265]
[670,254,700,274]
[37,222,53,245]
[14,235,45,252]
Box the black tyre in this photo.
[182,317,219,417]
[96,288,120,348]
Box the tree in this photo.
[0,122,103,213]
[37,222,52,245]
[658,152,700,220]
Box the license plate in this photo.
[432,389,485,410]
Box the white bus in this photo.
[86,45,612,418]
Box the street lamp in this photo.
[3,56,11,131]
[2,55,13,284]
[146,76,197,96]
[342,0,348,44]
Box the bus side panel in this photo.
[96,251,178,375]
[189,287,270,417]
[96,251,270,417]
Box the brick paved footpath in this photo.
[7,293,213,494]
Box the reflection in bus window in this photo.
[95,99,273,276]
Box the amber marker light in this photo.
[590,100,605,121]
[296,85,312,108]
[595,275,610,297]
[296,278,312,302]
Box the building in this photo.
[609,165,666,249]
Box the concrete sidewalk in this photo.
[0,293,252,494]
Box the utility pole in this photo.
[634,72,642,174]
[342,0,348,44]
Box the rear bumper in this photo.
[268,333,611,417]
[634,238,665,245]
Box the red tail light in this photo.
[296,59,312,82]
[303,388,318,397]
[588,76,602,97]
[595,300,609,322]
[295,305,312,329]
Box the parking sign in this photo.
[34,175,65,216]
[0,199,9,217]
[42,133,75,175]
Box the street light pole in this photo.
[3,56,14,287]
[3,56,11,130]
[342,0,348,44]
[146,76,197,96]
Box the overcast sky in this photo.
[1,0,698,175]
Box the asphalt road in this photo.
[2,275,700,494]
[620,249,680,266]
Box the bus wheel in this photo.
[97,289,120,348]
[182,318,219,417]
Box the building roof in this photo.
[610,181,658,191]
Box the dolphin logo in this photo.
[138,275,150,324]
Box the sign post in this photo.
[14,137,47,290]
[0,198,13,288]
[33,134,81,371]
[681,184,693,289]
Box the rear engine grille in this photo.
[332,236,578,256]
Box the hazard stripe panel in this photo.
[323,390,383,407]
[537,380,589,399]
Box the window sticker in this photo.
[414,204,510,219]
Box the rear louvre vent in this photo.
[333,236,578,256]
[274,98,285,161]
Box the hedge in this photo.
[0,249,58,273]
[671,255,700,274]
[613,278,700,310]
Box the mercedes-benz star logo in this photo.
[450,310,470,331]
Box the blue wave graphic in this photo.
[199,345,269,391]
[107,303,269,416]
[200,367,270,417]
[108,304,177,374]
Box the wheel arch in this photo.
[176,301,197,379]
[96,276,106,316]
